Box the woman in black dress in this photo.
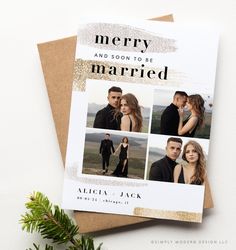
[115,93,143,132]
[174,140,206,185]
[178,94,205,137]
[112,137,129,177]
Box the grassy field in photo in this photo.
[82,135,147,179]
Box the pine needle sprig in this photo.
[27,243,54,250]
[20,191,102,250]
[21,191,79,244]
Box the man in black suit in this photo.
[160,91,188,135]
[99,133,115,174]
[149,137,183,182]
[93,86,122,130]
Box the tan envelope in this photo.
[37,14,213,233]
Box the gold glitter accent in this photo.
[133,207,202,223]
[78,23,176,53]
[72,59,112,91]
[72,59,185,91]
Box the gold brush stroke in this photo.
[133,207,202,223]
[73,59,111,91]
[72,59,186,91]
[77,23,176,53]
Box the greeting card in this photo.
[62,18,218,223]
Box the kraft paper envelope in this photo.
[37,14,213,233]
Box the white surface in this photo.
[0,0,235,249]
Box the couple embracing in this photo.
[160,91,205,137]
[93,86,142,132]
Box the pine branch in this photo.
[20,192,102,250]
[27,243,54,250]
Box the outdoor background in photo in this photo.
[151,89,213,138]
[86,79,153,133]
[82,130,148,179]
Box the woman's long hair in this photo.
[122,137,129,143]
[116,93,143,132]
[188,94,205,127]
[182,140,206,184]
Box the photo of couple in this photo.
[82,130,148,179]
[148,136,208,185]
[86,80,152,133]
[100,134,129,177]
[151,90,213,139]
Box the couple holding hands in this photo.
[99,134,129,177]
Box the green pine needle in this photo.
[20,192,102,250]
[27,243,54,250]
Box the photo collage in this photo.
[82,79,211,186]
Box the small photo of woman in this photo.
[174,140,206,185]
[178,94,205,137]
[115,94,143,132]
[112,137,129,177]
